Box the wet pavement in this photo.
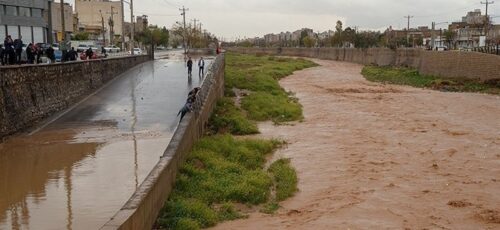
[0,51,213,230]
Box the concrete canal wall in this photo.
[0,55,151,140]
[101,54,225,230]
[227,47,500,81]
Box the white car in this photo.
[104,46,121,53]
[128,48,142,55]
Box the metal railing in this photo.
[461,45,500,55]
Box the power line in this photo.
[162,0,179,8]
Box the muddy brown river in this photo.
[0,51,213,230]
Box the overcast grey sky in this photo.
[67,0,500,40]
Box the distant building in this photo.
[135,15,148,33]
[449,9,499,48]
[462,9,487,25]
[0,0,50,43]
[51,2,74,42]
[385,25,441,47]
[75,0,123,44]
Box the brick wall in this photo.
[0,55,151,140]
[228,47,500,81]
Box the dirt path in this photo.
[213,59,500,229]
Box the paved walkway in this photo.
[0,51,213,230]
[213,59,500,229]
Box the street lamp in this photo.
[122,0,134,55]
[99,10,106,46]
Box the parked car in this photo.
[54,50,63,62]
[77,44,89,52]
[52,43,60,51]
[89,45,99,52]
[104,46,121,53]
[128,48,142,55]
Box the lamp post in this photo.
[99,10,106,46]
[122,0,134,54]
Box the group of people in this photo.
[1,35,57,65]
[186,56,206,78]
[177,87,201,121]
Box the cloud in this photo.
[67,0,500,38]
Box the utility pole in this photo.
[404,15,414,47]
[60,0,66,42]
[108,6,116,45]
[192,18,198,48]
[481,1,494,17]
[99,10,106,46]
[179,6,189,54]
[431,22,435,50]
[481,1,495,38]
[121,0,125,51]
[60,0,67,62]
[130,0,135,55]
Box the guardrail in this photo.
[101,54,225,230]
[461,45,500,55]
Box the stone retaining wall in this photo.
[0,55,151,140]
[101,54,225,230]
[228,47,500,81]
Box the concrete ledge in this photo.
[101,54,225,230]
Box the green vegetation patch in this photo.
[158,53,307,229]
[362,66,500,94]
[225,52,316,122]
[241,92,303,122]
[268,159,298,202]
[157,135,281,229]
[209,97,259,135]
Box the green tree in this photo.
[72,32,90,41]
[303,36,316,47]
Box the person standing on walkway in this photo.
[4,35,15,65]
[85,47,94,60]
[26,43,35,64]
[198,57,205,77]
[14,36,23,64]
[46,45,55,63]
[187,56,193,77]
[68,47,78,61]
[35,44,42,64]
[101,46,107,58]
[0,45,4,66]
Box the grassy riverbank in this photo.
[156,53,316,230]
[362,66,500,94]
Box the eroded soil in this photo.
[213,59,500,229]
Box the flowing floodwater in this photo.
[0,51,213,230]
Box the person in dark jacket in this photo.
[186,56,193,77]
[46,45,55,63]
[85,47,94,60]
[14,36,23,64]
[101,46,107,58]
[68,47,78,61]
[4,35,15,65]
[35,44,42,64]
[26,43,35,64]
[0,45,4,65]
